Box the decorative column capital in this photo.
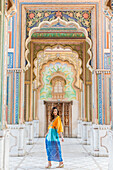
[5,0,16,20]
[7,68,25,73]
[104,0,113,20]
[94,69,111,74]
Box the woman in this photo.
[45,107,64,168]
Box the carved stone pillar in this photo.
[25,121,34,145]
[0,130,9,170]
[110,16,113,129]
[91,124,110,156]
[77,120,82,138]
[91,124,99,156]
[81,121,92,144]
[33,120,39,138]
[86,122,92,145]
[108,131,113,170]
[8,124,26,156]
[108,9,113,170]
[0,1,16,169]
[81,121,87,144]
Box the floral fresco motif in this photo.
[26,10,91,38]
[40,62,76,100]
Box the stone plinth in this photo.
[108,130,113,170]
[72,100,79,137]
[91,124,110,157]
[86,122,92,145]
[25,121,34,145]
[81,121,92,145]
[90,125,94,153]
[33,120,39,138]
[77,120,82,138]
[81,121,87,144]
[38,100,46,137]
[0,129,9,170]
[8,124,26,156]
[91,124,99,156]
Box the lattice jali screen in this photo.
[52,77,65,100]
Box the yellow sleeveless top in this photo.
[48,116,63,134]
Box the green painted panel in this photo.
[31,32,85,39]
[40,62,76,100]
[0,1,1,11]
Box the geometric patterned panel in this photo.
[98,74,102,124]
[15,73,20,124]
[8,52,13,68]
[104,53,110,69]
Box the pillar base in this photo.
[33,120,39,138]
[86,122,92,145]
[25,121,34,145]
[0,129,9,170]
[91,124,110,157]
[81,121,87,145]
[108,130,113,170]
[8,124,26,156]
[77,120,82,138]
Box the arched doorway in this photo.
[24,18,92,137]
[44,101,73,138]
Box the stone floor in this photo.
[9,138,108,170]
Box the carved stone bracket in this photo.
[5,0,16,19]
[103,0,113,20]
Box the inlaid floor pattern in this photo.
[9,138,108,170]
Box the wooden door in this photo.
[63,102,72,137]
[44,101,72,137]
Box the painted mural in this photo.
[40,62,76,100]
[3,1,112,126]
[26,10,91,38]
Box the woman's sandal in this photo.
[45,165,52,169]
[56,163,64,168]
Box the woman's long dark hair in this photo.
[51,107,59,121]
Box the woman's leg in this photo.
[59,161,63,165]
[45,161,52,168]
[48,161,52,166]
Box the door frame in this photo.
[44,100,73,137]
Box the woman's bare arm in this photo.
[60,132,64,142]
[45,131,49,137]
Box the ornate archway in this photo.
[25,17,92,72]
[24,17,92,137]
[33,45,82,89]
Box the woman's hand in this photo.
[61,137,64,142]
[45,132,48,138]
[60,132,64,142]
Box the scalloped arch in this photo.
[33,45,82,89]
[25,17,93,72]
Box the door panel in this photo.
[64,103,69,137]
[45,101,72,137]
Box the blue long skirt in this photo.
[45,128,63,162]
